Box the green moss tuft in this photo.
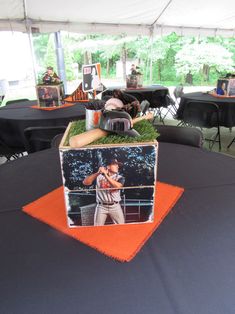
[64,119,159,146]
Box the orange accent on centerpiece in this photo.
[23,182,184,262]
[31,103,75,110]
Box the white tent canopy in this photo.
[0,0,234,37]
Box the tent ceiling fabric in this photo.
[0,0,234,36]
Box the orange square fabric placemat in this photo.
[30,103,75,110]
[23,182,184,262]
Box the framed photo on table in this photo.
[36,84,64,107]
[82,63,101,92]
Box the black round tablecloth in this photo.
[0,100,86,147]
[176,92,235,127]
[0,143,235,314]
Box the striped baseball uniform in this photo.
[94,173,125,226]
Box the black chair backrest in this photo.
[6,98,29,105]
[0,137,15,158]
[51,133,64,148]
[24,126,67,153]
[140,100,150,115]
[156,125,203,148]
[173,85,184,99]
[165,94,176,106]
[0,135,25,161]
[183,101,220,128]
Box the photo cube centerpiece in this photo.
[216,79,235,96]
[126,74,143,88]
[36,83,65,107]
[59,143,158,228]
[228,79,235,96]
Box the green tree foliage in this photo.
[44,34,57,70]
[32,33,50,69]
[175,42,234,83]
[32,31,235,86]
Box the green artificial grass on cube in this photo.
[64,119,159,146]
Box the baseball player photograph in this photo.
[83,158,125,226]
[60,145,157,227]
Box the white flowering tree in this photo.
[175,42,234,82]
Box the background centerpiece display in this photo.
[36,66,65,108]
[126,63,143,88]
[216,74,235,96]
[85,100,105,130]
[82,63,105,130]
[64,82,89,103]
[64,64,104,103]
[82,63,102,93]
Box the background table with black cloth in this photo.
[176,92,235,127]
[0,100,85,148]
[102,85,169,108]
[1,143,235,314]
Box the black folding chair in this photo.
[154,86,183,125]
[51,133,65,148]
[173,85,184,105]
[156,125,203,148]
[0,136,25,162]
[139,100,150,115]
[159,95,178,123]
[227,136,235,149]
[173,85,187,126]
[5,98,29,105]
[0,95,5,105]
[182,101,221,150]
[24,126,67,153]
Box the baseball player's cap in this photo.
[109,159,123,166]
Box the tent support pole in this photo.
[23,0,37,87]
[27,27,37,86]
[149,28,154,84]
[26,24,38,87]
[54,31,67,94]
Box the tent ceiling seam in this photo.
[151,0,173,26]
[0,19,234,37]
